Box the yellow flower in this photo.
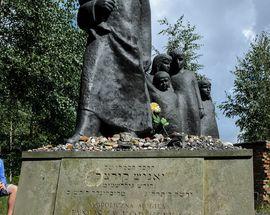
[150,102,161,113]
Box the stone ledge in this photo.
[22,149,253,159]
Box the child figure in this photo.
[150,71,183,134]
[198,79,219,138]
[150,54,172,76]
[169,48,204,135]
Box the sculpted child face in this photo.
[151,54,172,75]
[158,58,171,73]
[200,82,211,100]
[168,49,185,75]
[157,77,171,92]
[175,53,184,70]
[153,72,171,92]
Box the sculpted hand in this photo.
[199,108,205,119]
[95,0,116,17]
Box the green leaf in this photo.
[158,15,203,73]
[152,114,161,124]
[160,118,169,126]
[219,31,270,142]
[0,0,85,176]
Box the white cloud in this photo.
[149,0,170,19]
[242,27,256,41]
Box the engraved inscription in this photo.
[70,201,194,215]
[71,209,193,215]
[103,172,165,182]
[66,190,126,197]
[85,168,103,187]
[54,158,204,215]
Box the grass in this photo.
[256,202,270,214]
[0,196,8,215]
[0,176,19,215]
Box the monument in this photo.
[65,0,219,141]
[13,0,255,214]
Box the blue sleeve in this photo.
[0,159,7,185]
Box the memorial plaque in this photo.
[13,160,61,215]
[54,158,204,215]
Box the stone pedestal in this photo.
[14,150,254,215]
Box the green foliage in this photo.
[255,202,270,214]
[152,113,161,124]
[0,0,86,175]
[219,32,270,142]
[0,196,8,215]
[160,118,169,127]
[158,15,203,73]
[152,114,169,127]
[152,112,169,136]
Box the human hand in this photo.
[0,182,6,190]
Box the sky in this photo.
[149,0,270,143]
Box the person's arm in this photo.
[0,160,7,186]
[77,0,116,31]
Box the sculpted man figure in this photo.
[198,79,219,138]
[169,49,204,135]
[67,0,152,143]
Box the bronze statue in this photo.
[150,54,172,76]
[169,49,204,136]
[150,71,182,134]
[67,0,152,143]
[146,54,172,96]
[147,54,182,134]
[198,79,219,138]
[153,71,172,92]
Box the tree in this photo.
[0,0,86,176]
[158,15,203,73]
[219,32,270,142]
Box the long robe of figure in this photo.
[77,0,152,134]
[149,86,182,134]
[168,49,204,135]
[201,100,219,138]
[199,79,219,138]
[171,70,203,135]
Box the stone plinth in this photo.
[14,150,254,215]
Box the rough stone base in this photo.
[14,150,254,215]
